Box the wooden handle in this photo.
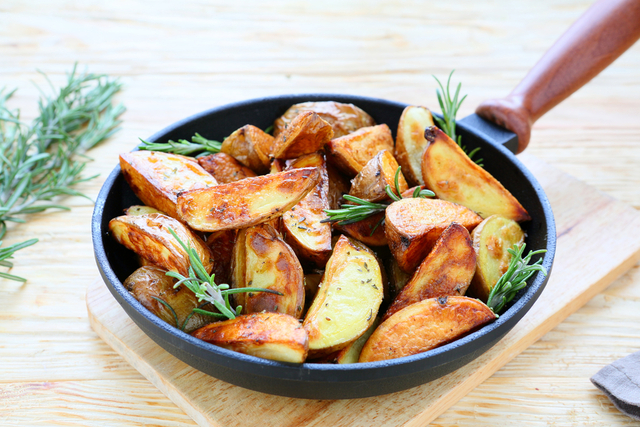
[476,0,640,153]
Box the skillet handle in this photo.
[476,0,640,153]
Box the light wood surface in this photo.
[1,0,640,425]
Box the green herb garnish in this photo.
[139,132,222,157]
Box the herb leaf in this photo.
[139,132,222,157]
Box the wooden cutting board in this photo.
[87,153,640,427]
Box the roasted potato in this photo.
[326,163,351,210]
[124,205,165,216]
[359,296,496,363]
[272,112,334,159]
[395,106,435,186]
[220,125,273,174]
[383,223,476,321]
[385,198,483,273]
[176,167,321,232]
[349,150,408,202]
[335,317,380,364]
[327,124,394,177]
[109,213,214,276]
[206,229,237,287]
[192,312,309,363]
[469,215,525,302]
[335,212,388,247]
[197,152,257,184]
[422,126,531,222]
[303,235,383,357]
[386,256,411,301]
[274,101,375,138]
[119,151,218,220]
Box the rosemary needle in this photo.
[138,133,222,157]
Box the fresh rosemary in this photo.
[0,64,125,282]
[138,133,222,157]
[433,71,483,166]
[166,229,282,321]
[486,244,547,315]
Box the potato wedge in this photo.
[197,152,257,184]
[274,101,375,138]
[422,126,531,222]
[327,124,394,177]
[109,213,214,276]
[281,153,332,267]
[469,215,525,302]
[206,229,237,287]
[272,112,334,159]
[349,150,408,202]
[359,296,496,362]
[192,312,309,363]
[124,205,165,216]
[385,198,483,273]
[335,212,388,247]
[233,223,305,318]
[383,223,476,321]
[303,235,383,357]
[386,256,410,301]
[176,167,321,232]
[220,125,273,173]
[124,266,212,333]
[335,317,380,364]
[119,151,218,220]
[394,106,435,186]
[326,163,351,210]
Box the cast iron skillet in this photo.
[91,0,639,399]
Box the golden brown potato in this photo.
[197,152,257,184]
[281,153,332,267]
[303,235,383,358]
[220,125,273,173]
[206,229,237,287]
[422,126,531,222]
[272,112,334,159]
[469,215,525,302]
[119,151,218,220]
[359,296,496,363]
[335,317,380,364]
[109,213,214,276]
[232,223,305,318]
[274,101,376,139]
[383,223,476,321]
[326,163,351,210]
[385,198,483,273]
[176,167,321,232]
[124,266,213,333]
[192,312,309,363]
[395,106,435,186]
[349,150,408,202]
[327,124,394,177]
[124,205,165,216]
[335,212,388,247]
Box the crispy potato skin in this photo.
[335,212,388,247]
[385,198,483,273]
[272,112,334,160]
[206,229,237,287]
[395,106,435,186]
[422,126,531,222]
[303,235,384,358]
[359,296,496,362]
[469,215,525,302]
[109,213,214,276]
[176,167,321,232]
[274,101,375,139]
[197,153,257,184]
[383,223,476,321]
[192,312,309,363]
[221,125,273,173]
[349,150,408,202]
[119,151,218,220]
[327,124,394,177]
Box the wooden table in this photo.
[1,1,639,425]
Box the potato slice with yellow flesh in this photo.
[192,312,309,363]
[469,215,525,302]
[124,205,165,216]
[395,106,435,186]
[119,151,218,220]
[385,198,483,273]
[109,213,214,276]
[383,223,476,321]
[335,317,380,364]
[303,235,383,358]
[349,150,408,202]
[422,126,531,222]
[197,152,257,184]
[220,125,272,173]
[327,124,394,177]
[271,112,334,159]
[359,296,496,363]
[176,167,321,232]
[282,153,332,267]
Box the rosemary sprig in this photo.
[166,229,282,320]
[0,64,125,282]
[138,133,222,157]
[487,244,547,315]
[433,71,483,167]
